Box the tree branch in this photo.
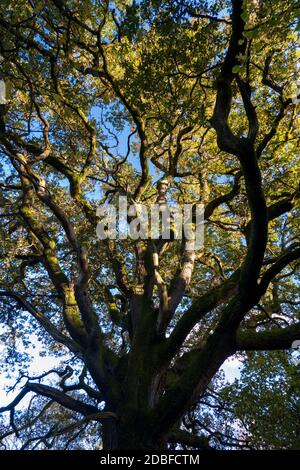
[236,323,300,350]
[0,382,116,422]
[168,429,212,450]
[0,290,83,357]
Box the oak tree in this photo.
[0,0,299,449]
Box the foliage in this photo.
[222,352,300,449]
[0,0,299,450]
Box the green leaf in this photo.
[243,29,259,39]
[232,65,245,74]
[241,10,249,23]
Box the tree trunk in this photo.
[102,417,119,450]
[102,407,166,451]
[102,420,167,450]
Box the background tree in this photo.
[0,0,299,450]
[222,351,300,449]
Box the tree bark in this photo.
[102,415,167,450]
